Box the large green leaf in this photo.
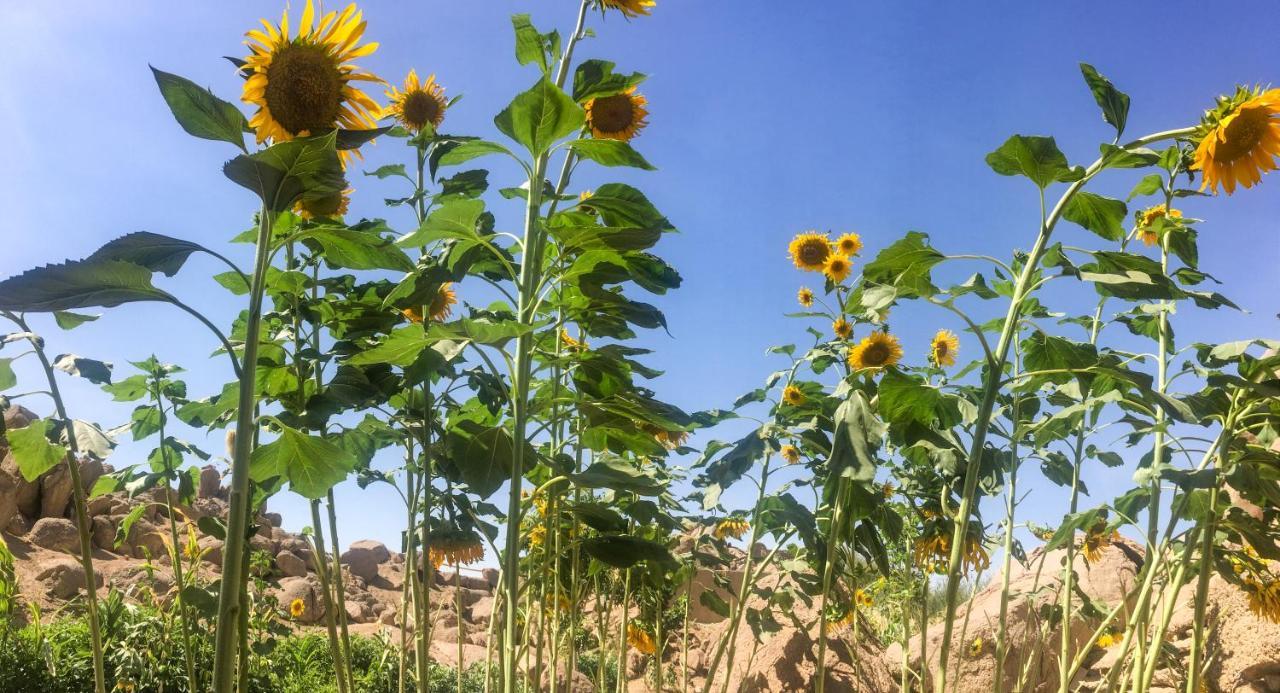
[0,358,14,392]
[151,67,247,150]
[6,419,67,482]
[397,198,485,248]
[0,259,172,312]
[581,535,675,569]
[572,60,645,102]
[249,422,355,499]
[1063,192,1127,241]
[828,391,882,482]
[862,232,944,299]
[435,140,517,168]
[579,183,672,230]
[565,139,655,170]
[87,232,215,277]
[444,421,528,499]
[985,135,1084,189]
[1079,63,1129,138]
[223,131,345,212]
[494,77,584,157]
[296,228,414,272]
[570,458,664,495]
[511,14,552,72]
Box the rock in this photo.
[340,543,383,581]
[436,567,491,592]
[275,576,325,624]
[349,539,390,564]
[197,465,221,499]
[275,550,308,577]
[38,463,73,519]
[0,467,18,532]
[86,494,115,517]
[91,516,118,552]
[36,556,102,599]
[379,608,397,625]
[78,458,105,495]
[262,512,282,528]
[482,567,500,588]
[29,517,80,553]
[197,535,223,566]
[345,600,373,624]
[5,514,29,536]
[1,452,40,520]
[470,596,494,625]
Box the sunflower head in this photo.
[788,232,831,272]
[242,1,384,163]
[289,598,306,618]
[383,69,447,133]
[294,187,352,220]
[854,588,873,608]
[1095,630,1122,649]
[780,444,801,465]
[849,331,903,371]
[600,0,656,17]
[832,317,853,340]
[823,254,853,284]
[930,329,959,367]
[713,518,750,541]
[626,623,657,655]
[834,232,863,257]
[1242,577,1280,624]
[560,329,589,352]
[429,283,457,322]
[781,385,806,406]
[1135,204,1182,247]
[797,287,814,308]
[585,87,649,142]
[1080,522,1117,565]
[1192,86,1280,194]
[426,528,484,566]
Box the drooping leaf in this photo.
[862,232,944,299]
[0,259,173,312]
[295,227,415,271]
[572,59,646,102]
[87,232,216,277]
[1063,192,1127,241]
[1079,63,1129,138]
[53,354,113,384]
[151,67,247,150]
[985,135,1084,189]
[223,131,345,212]
[0,358,14,392]
[570,458,664,495]
[6,419,67,481]
[397,198,485,248]
[249,422,356,499]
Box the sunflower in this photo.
[1135,204,1182,247]
[1192,87,1280,194]
[830,608,855,631]
[970,637,984,658]
[797,287,814,308]
[560,329,589,352]
[913,530,988,574]
[788,232,831,272]
[638,421,688,450]
[833,232,863,257]
[854,588,872,608]
[289,598,306,618]
[114,682,137,693]
[781,385,806,406]
[930,329,959,367]
[294,187,352,220]
[382,69,447,133]
[848,331,903,371]
[585,87,649,142]
[823,254,852,283]
[426,528,484,567]
[527,524,546,548]
[1243,577,1280,624]
[626,623,657,655]
[242,1,383,164]
[880,481,895,499]
[1080,523,1118,565]
[601,0,656,17]
[713,518,749,541]
[780,444,801,465]
[832,317,852,340]
[403,283,457,324]
[1095,630,1123,649]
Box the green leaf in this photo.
[87,232,215,277]
[443,421,526,499]
[7,420,67,481]
[151,67,247,150]
[249,423,355,499]
[223,131,345,212]
[397,198,485,248]
[131,405,162,440]
[363,163,410,181]
[347,326,433,367]
[102,374,150,402]
[52,354,113,384]
[1063,192,1127,241]
[862,231,944,299]
[877,370,954,428]
[827,392,882,482]
[1098,144,1159,170]
[494,77,584,157]
[1127,173,1164,201]
[1022,330,1098,379]
[564,139,655,170]
[0,259,172,312]
[581,535,675,569]
[435,140,517,168]
[0,358,14,392]
[570,459,664,495]
[1079,63,1129,138]
[511,14,549,72]
[295,228,414,272]
[115,504,147,549]
[698,590,732,618]
[576,184,672,230]
[572,60,645,103]
[985,135,1084,189]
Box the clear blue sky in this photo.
[3,2,1277,552]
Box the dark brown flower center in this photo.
[1216,108,1265,162]
[402,90,442,130]
[264,43,343,135]
[799,240,829,266]
[862,343,889,366]
[591,93,637,133]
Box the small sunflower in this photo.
[848,331,903,371]
[1243,577,1280,624]
[713,518,749,541]
[1192,87,1280,194]
[1080,522,1118,565]
[403,283,457,324]
[1095,630,1123,649]
[527,524,546,548]
[833,232,863,257]
[426,528,484,567]
[1135,204,1182,247]
[289,598,306,618]
[823,254,852,283]
[585,87,649,142]
[930,329,959,367]
[788,232,831,272]
[601,0,656,17]
[854,588,872,608]
[780,444,801,465]
[382,69,447,133]
[638,421,688,450]
[832,317,853,340]
[970,636,984,658]
[626,623,657,655]
[560,329,589,352]
[797,287,814,307]
[294,187,352,220]
[781,385,806,406]
[114,682,137,693]
[242,0,384,164]
[880,481,895,499]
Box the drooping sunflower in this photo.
[713,518,749,541]
[289,598,306,618]
[426,528,484,567]
[626,623,657,655]
[788,232,831,272]
[823,254,852,283]
[585,87,649,142]
[560,329,589,352]
[402,283,457,324]
[1243,577,1280,623]
[1135,204,1182,247]
[781,385,806,406]
[832,317,852,340]
[848,331,903,371]
[854,588,873,608]
[294,187,352,220]
[382,69,447,133]
[930,329,960,367]
[600,0,656,17]
[880,481,896,499]
[1080,522,1118,565]
[1192,87,1280,194]
[242,1,384,163]
[780,444,801,465]
[797,287,814,308]
[833,232,863,257]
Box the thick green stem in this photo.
[815,476,849,693]
[326,490,356,693]
[311,499,350,693]
[153,374,198,693]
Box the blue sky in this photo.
[3,2,1278,554]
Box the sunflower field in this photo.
[1,2,1279,693]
